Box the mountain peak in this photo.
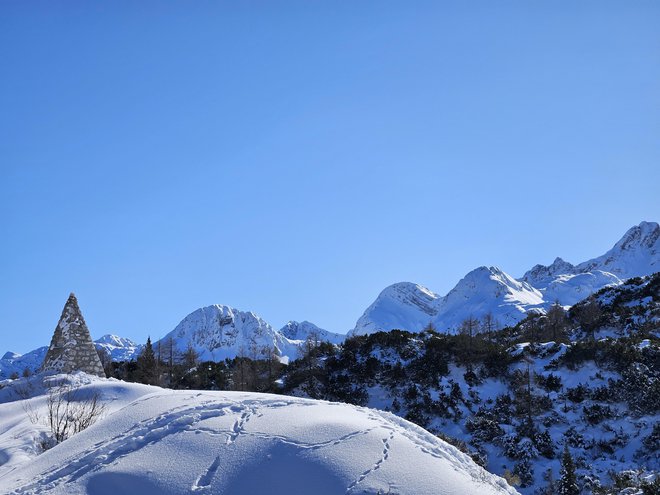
[613,221,659,251]
[575,221,659,278]
[350,282,439,336]
[522,257,576,287]
[157,304,303,362]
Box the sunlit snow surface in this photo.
[0,374,518,495]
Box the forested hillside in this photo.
[283,274,659,494]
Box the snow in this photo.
[157,305,305,362]
[0,374,518,495]
[279,320,345,345]
[0,347,48,380]
[94,335,143,361]
[1,335,143,379]
[575,221,659,279]
[432,266,545,332]
[351,282,439,336]
[351,221,659,336]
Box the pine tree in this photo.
[137,337,157,385]
[558,445,579,495]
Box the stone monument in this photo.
[41,293,106,377]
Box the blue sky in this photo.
[1,1,659,353]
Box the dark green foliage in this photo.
[534,429,556,459]
[465,413,504,443]
[513,458,534,487]
[566,384,589,403]
[536,372,562,392]
[558,445,579,495]
[582,404,614,425]
[136,337,158,385]
[642,422,660,452]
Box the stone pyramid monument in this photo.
[41,293,106,377]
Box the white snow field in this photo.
[0,374,518,495]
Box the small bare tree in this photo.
[46,380,106,445]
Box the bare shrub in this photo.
[46,380,106,445]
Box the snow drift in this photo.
[0,374,518,495]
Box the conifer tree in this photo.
[558,445,579,495]
[137,337,157,385]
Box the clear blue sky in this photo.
[1,1,659,353]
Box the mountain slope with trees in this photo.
[282,273,660,494]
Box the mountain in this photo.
[0,375,519,495]
[0,346,48,379]
[95,335,143,361]
[353,282,439,335]
[432,266,545,331]
[2,311,342,371]
[353,221,659,335]
[282,274,660,494]
[279,320,345,345]
[574,221,659,278]
[351,270,546,336]
[157,304,304,363]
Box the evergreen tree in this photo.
[558,445,579,495]
[137,337,157,385]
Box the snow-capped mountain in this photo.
[522,257,578,287]
[0,346,47,379]
[575,221,659,278]
[353,282,440,335]
[94,334,143,362]
[279,320,345,345]
[157,304,305,363]
[352,221,659,335]
[351,268,546,336]
[432,266,545,332]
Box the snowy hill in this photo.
[353,221,659,335]
[157,304,305,363]
[0,374,518,495]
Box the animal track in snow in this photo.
[345,429,396,493]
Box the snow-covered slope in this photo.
[279,320,345,345]
[157,304,303,362]
[351,283,439,336]
[432,266,545,331]
[94,335,143,362]
[0,347,47,379]
[0,374,518,495]
[353,222,659,335]
[352,268,546,336]
[534,270,622,306]
[575,221,659,278]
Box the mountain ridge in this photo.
[352,221,659,335]
[3,221,658,366]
